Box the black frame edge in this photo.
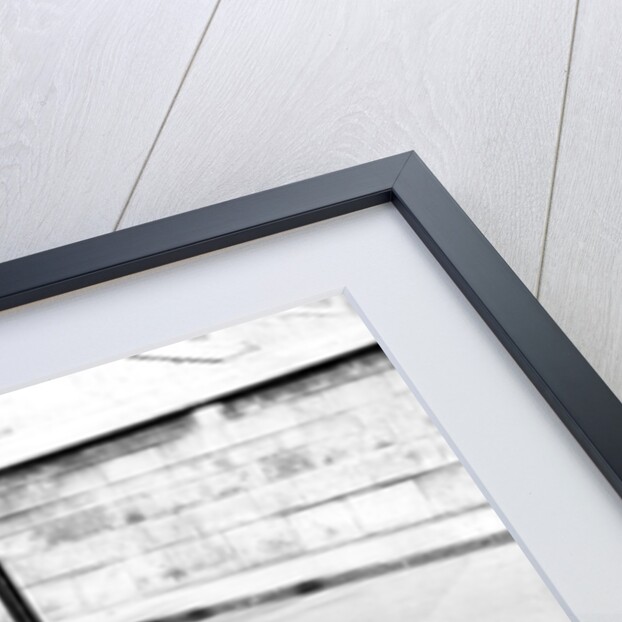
[0,153,409,312]
[393,151,622,499]
[0,564,42,622]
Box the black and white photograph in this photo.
[0,296,565,622]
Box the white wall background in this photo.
[1,0,620,399]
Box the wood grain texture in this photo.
[0,0,218,262]
[539,1,622,400]
[119,0,576,291]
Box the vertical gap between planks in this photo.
[113,0,224,231]
[534,0,581,298]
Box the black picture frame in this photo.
[0,151,620,512]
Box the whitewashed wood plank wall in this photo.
[117,0,575,291]
[0,0,218,260]
[538,0,622,398]
[2,1,621,399]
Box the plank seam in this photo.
[535,0,581,298]
[113,0,225,232]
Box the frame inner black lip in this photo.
[1,150,620,504]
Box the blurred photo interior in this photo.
[0,295,567,622]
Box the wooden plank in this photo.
[0,0,218,262]
[207,544,566,622]
[0,296,375,469]
[63,508,509,622]
[538,1,622,400]
[119,0,576,290]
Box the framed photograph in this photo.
[0,152,620,622]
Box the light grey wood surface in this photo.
[118,0,576,291]
[538,0,622,400]
[0,0,218,262]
